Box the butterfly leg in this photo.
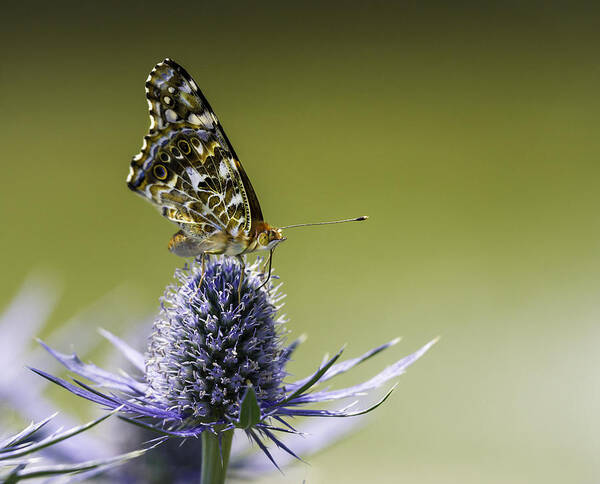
[257,249,274,291]
[197,252,207,291]
[236,255,245,305]
[186,253,207,302]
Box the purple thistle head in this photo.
[145,258,286,423]
[0,282,359,483]
[33,256,436,471]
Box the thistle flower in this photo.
[0,280,358,483]
[145,257,287,424]
[34,257,435,483]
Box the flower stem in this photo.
[200,429,234,484]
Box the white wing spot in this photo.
[193,140,204,155]
[163,96,172,105]
[146,99,158,129]
[168,86,175,93]
[228,193,243,207]
[188,113,202,125]
[132,152,143,161]
[200,111,214,128]
[189,79,199,91]
[165,109,178,123]
[186,167,207,189]
[219,161,229,178]
[127,166,135,182]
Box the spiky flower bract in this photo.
[0,412,149,483]
[34,256,436,475]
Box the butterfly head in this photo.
[257,226,286,251]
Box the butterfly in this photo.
[127,58,366,288]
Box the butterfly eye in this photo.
[160,152,170,163]
[153,164,168,180]
[178,140,191,154]
[258,232,269,246]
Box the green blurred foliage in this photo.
[1,2,600,482]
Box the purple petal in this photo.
[280,385,396,417]
[260,427,303,462]
[0,278,57,371]
[279,348,345,405]
[231,418,361,477]
[247,429,281,471]
[0,412,116,460]
[31,368,181,423]
[72,379,176,420]
[29,368,123,409]
[0,414,55,449]
[118,416,221,438]
[38,340,146,394]
[98,328,145,372]
[281,334,306,362]
[287,338,437,404]
[287,338,400,391]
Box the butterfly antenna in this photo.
[280,216,368,230]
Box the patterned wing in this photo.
[126,58,264,241]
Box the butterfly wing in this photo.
[127,58,264,247]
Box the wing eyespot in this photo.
[132,58,264,238]
[153,164,168,180]
[178,140,191,154]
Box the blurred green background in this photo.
[2,1,600,482]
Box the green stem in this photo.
[200,429,234,484]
